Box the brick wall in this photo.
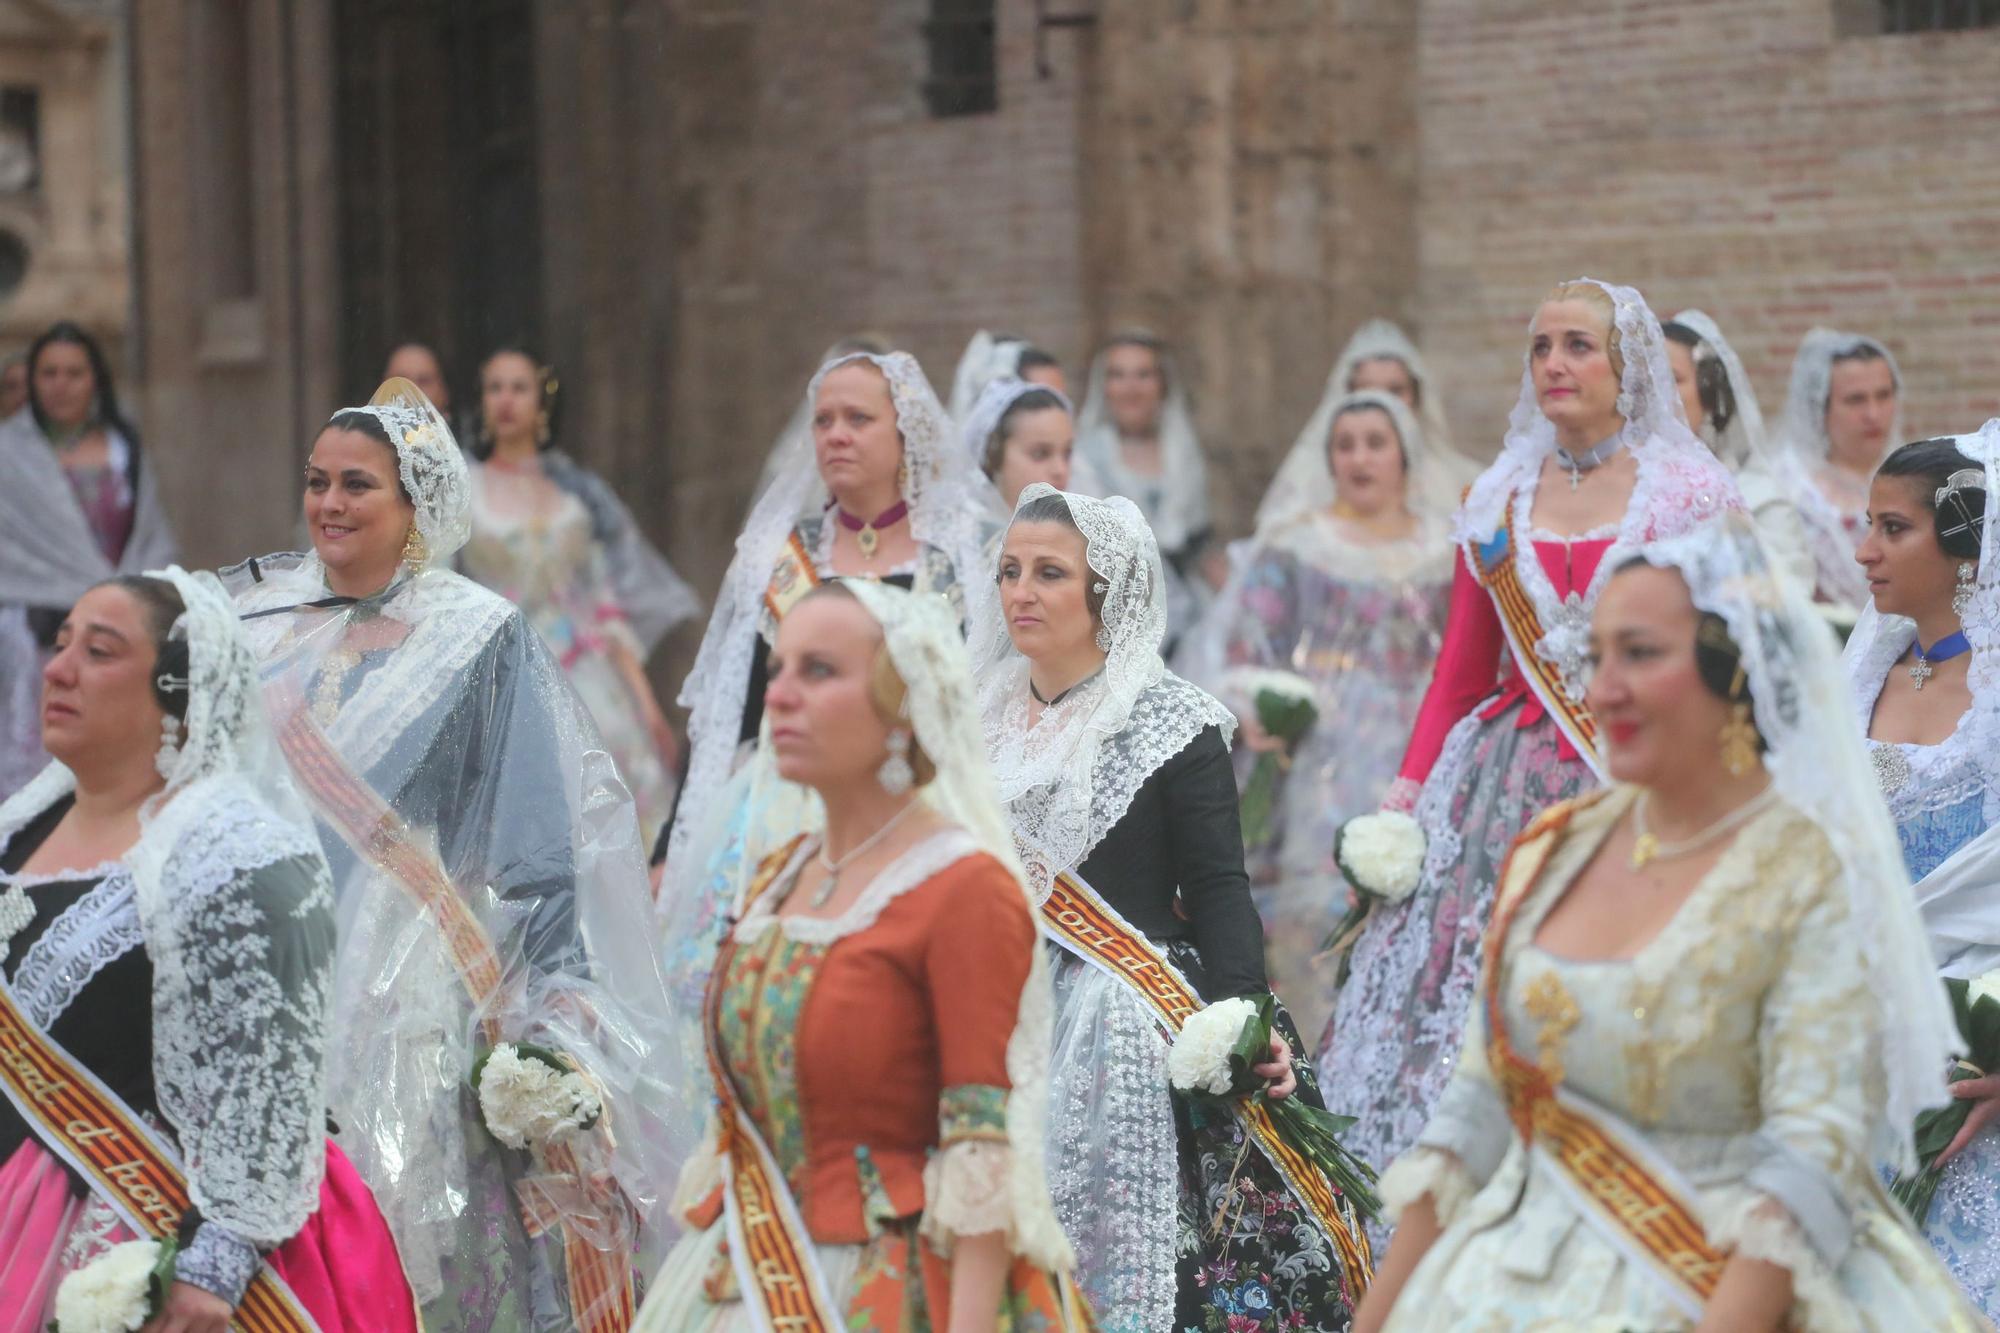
[1413,0,2000,460]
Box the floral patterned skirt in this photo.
[633,1211,1085,1331]
[1046,946,1360,1332]
[1316,701,1590,1255]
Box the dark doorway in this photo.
[333,0,542,415]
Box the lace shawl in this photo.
[0,407,178,608]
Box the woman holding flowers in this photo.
[225,380,687,1333]
[634,580,1087,1330]
[1846,425,2000,1313]
[1318,280,1738,1252]
[0,569,414,1332]
[979,485,1372,1332]
[1355,513,1980,1331]
[1180,389,1454,1038]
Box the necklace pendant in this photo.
[1909,656,1933,691]
[811,871,837,909]
[1567,466,1582,492]
[857,524,878,560]
[1630,832,1658,871]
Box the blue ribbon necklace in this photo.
[1909,630,1971,691]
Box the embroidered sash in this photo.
[764,530,823,622]
[1481,799,1727,1312]
[704,837,843,1331]
[1464,503,1606,778]
[272,700,637,1332]
[1040,871,1375,1293]
[0,974,320,1331]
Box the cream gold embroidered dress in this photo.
[1378,787,1979,1331]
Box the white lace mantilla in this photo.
[735,827,982,945]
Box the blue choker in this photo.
[1909,630,1971,691]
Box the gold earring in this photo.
[1718,665,1757,776]
[402,526,428,567]
[896,457,910,494]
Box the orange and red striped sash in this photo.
[0,975,319,1331]
[702,837,842,1331]
[274,702,636,1331]
[764,530,823,623]
[1041,872,1375,1294]
[1464,504,1604,777]
[1481,799,1726,1307]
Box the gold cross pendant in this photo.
[1630,832,1659,870]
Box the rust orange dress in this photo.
[636,826,1088,1331]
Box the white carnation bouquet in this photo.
[52,1235,179,1333]
[1167,993,1379,1221]
[1322,809,1428,967]
[472,1041,604,1150]
[1893,967,2000,1224]
[1227,669,1320,849]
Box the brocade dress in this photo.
[637,827,1083,1330]
[1376,789,1980,1331]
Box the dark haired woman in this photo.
[459,347,699,847]
[226,379,687,1333]
[962,376,1074,514]
[1356,512,1978,1331]
[0,567,415,1331]
[0,322,176,801]
[1847,426,2000,1314]
[1663,310,1815,598]
[977,485,1372,1330]
[1178,389,1453,1039]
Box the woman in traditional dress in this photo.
[655,351,996,1003]
[1315,319,1482,491]
[458,346,700,846]
[225,379,687,1333]
[1846,426,2000,1314]
[964,376,1074,515]
[1074,331,1215,638]
[978,484,1372,1331]
[1770,326,1904,613]
[750,334,892,504]
[1318,279,1739,1251]
[1660,310,1816,597]
[636,579,1088,1330]
[0,322,177,801]
[1180,390,1455,1040]
[1354,511,1980,1331]
[0,568,415,1332]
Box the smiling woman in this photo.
[305,411,420,597]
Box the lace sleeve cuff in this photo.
[1707,1189,1844,1327]
[1740,1133,1854,1268]
[176,1219,261,1307]
[919,1139,1015,1253]
[1378,1147,1478,1228]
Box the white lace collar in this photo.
[735,826,982,945]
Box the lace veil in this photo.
[975,484,1235,897]
[1074,334,1210,556]
[949,329,1032,424]
[668,351,999,877]
[1844,418,2000,980]
[960,376,1075,519]
[0,565,334,1245]
[1455,278,1739,549]
[1253,388,1457,530]
[1325,319,1482,485]
[1634,512,1956,1170]
[1667,309,1775,473]
[227,382,691,1299]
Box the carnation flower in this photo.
[53,1239,167,1333]
[475,1042,603,1150]
[1336,811,1427,902]
[1167,996,1260,1097]
[1970,969,2000,1011]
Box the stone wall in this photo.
[1412,0,2000,457]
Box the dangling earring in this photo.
[403,526,429,568]
[156,713,183,781]
[1092,582,1111,651]
[1954,561,1977,620]
[534,408,551,447]
[1717,665,1758,778]
[878,729,914,795]
[896,457,910,496]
